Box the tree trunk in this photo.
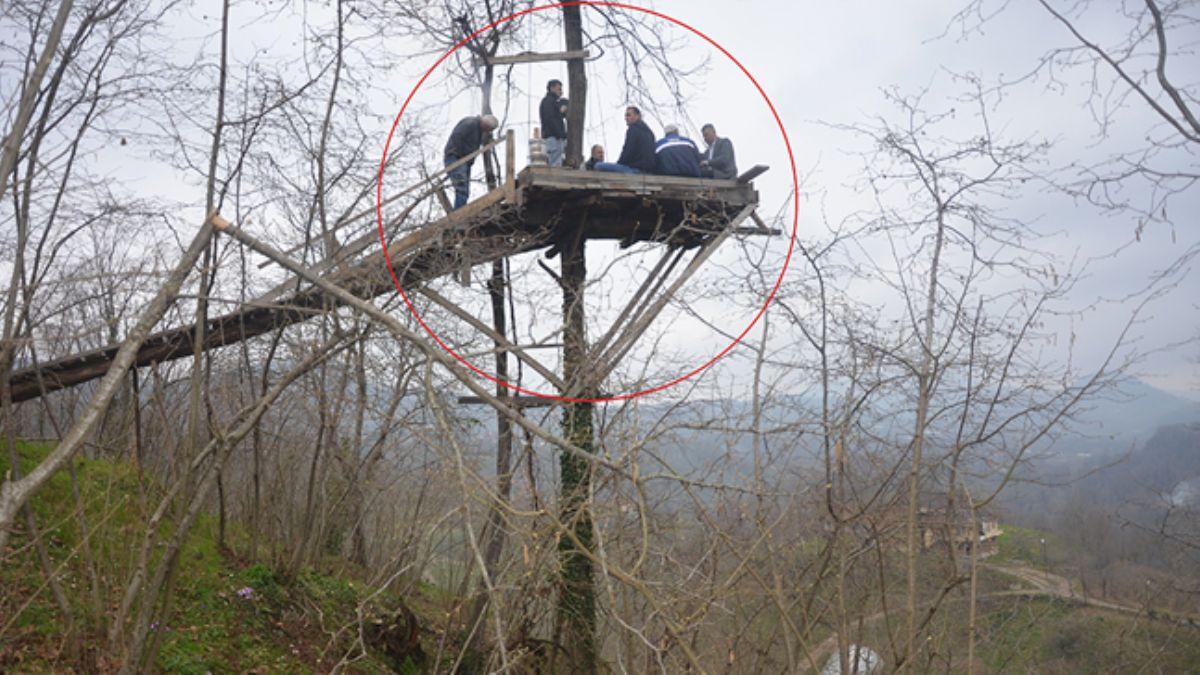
[555,224,597,672]
[562,5,588,168]
[556,10,595,666]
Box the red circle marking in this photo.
[377,1,799,404]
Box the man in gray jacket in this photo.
[700,123,737,180]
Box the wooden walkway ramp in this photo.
[8,160,765,403]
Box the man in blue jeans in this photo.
[539,79,568,167]
[444,114,500,209]
[595,106,656,174]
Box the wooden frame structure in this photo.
[8,130,769,403]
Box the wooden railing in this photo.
[268,128,517,265]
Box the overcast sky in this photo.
[405,0,1198,400]
[59,0,1195,402]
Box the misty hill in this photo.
[1066,378,1200,443]
[450,377,1198,482]
[1080,422,1200,508]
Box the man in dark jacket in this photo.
[539,79,568,167]
[443,114,499,209]
[595,106,656,174]
[700,123,737,179]
[654,124,702,177]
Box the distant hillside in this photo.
[453,378,1199,481]
[1093,423,1200,505]
[1067,378,1200,443]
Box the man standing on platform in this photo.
[595,106,656,174]
[540,79,568,167]
[700,123,738,180]
[444,113,499,209]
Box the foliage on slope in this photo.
[0,441,440,672]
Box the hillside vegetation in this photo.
[1,441,444,672]
[6,439,1200,673]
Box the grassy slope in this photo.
[815,525,1200,673]
[980,525,1200,672]
[990,523,1080,570]
[975,595,1200,673]
[849,580,1200,673]
[0,441,438,672]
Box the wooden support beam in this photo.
[589,246,683,361]
[734,225,782,236]
[434,186,454,215]
[417,286,566,390]
[747,211,783,236]
[457,395,558,408]
[737,164,770,184]
[504,129,516,199]
[480,49,588,66]
[590,203,758,383]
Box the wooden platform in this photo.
[514,167,760,250]
[7,168,766,403]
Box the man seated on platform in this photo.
[539,79,568,167]
[583,144,604,170]
[653,124,702,178]
[594,106,656,174]
[444,113,500,209]
[699,123,738,180]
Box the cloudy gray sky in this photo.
[410,0,1197,400]
[68,0,1195,401]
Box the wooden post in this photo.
[482,129,514,610]
[562,6,588,169]
[478,49,589,66]
[464,40,517,655]
[130,367,143,473]
[505,129,516,199]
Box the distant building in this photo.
[918,506,1002,555]
[859,500,1003,557]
